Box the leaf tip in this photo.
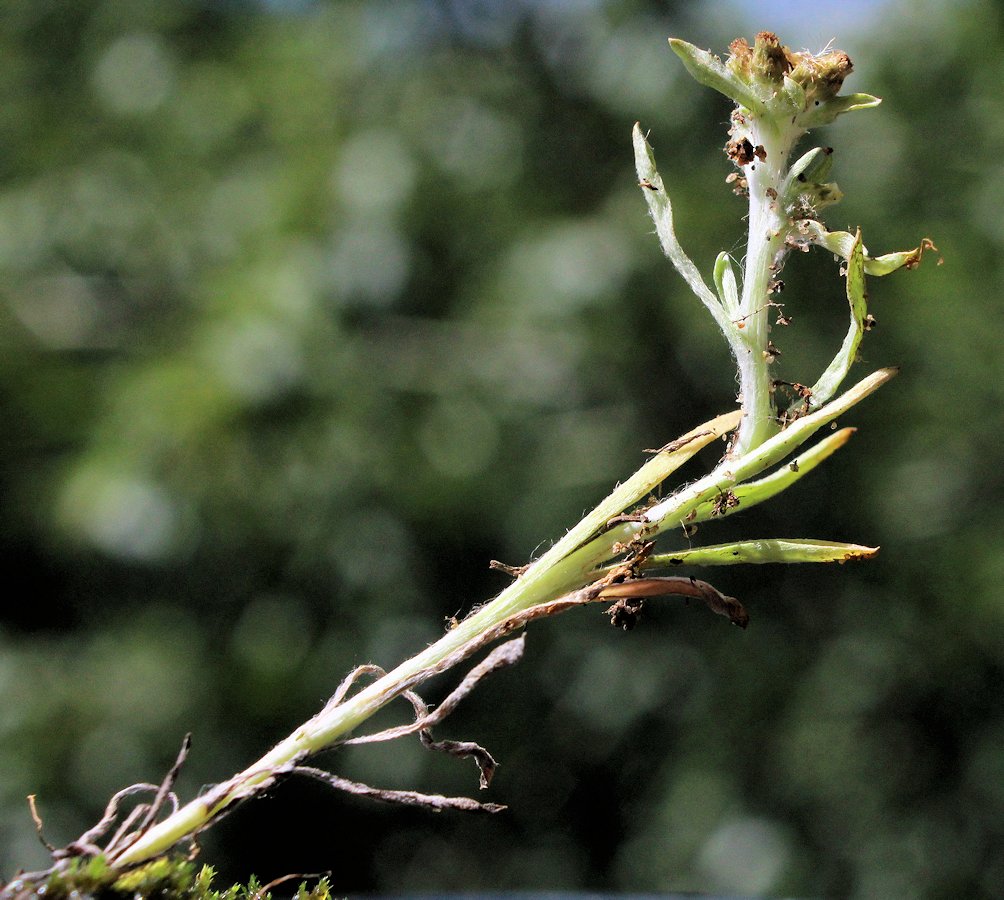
[840,545,880,563]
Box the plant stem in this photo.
[98,34,920,868]
[112,367,893,866]
[110,368,891,866]
[109,412,739,866]
[735,119,796,455]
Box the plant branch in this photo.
[110,367,888,867]
[11,32,935,886]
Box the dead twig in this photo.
[343,637,525,747]
[489,559,529,578]
[64,783,163,858]
[26,796,55,854]
[342,638,524,789]
[101,735,190,860]
[4,740,195,899]
[326,664,389,711]
[644,430,711,455]
[134,734,191,836]
[420,732,498,790]
[289,766,507,814]
[598,576,749,628]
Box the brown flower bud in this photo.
[726,37,753,80]
[789,49,854,104]
[751,31,793,84]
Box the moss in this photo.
[1,858,333,900]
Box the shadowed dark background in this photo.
[2,1,1002,896]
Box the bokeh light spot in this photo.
[92,33,175,116]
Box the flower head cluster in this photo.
[727,31,853,108]
[636,34,934,455]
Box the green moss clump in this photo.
[1,857,333,900]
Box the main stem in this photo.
[109,415,739,866]
[93,356,895,869]
[107,364,891,866]
[109,557,591,866]
[735,118,797,456]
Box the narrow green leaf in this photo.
[713,251,740,317]
[669,38,767,114]
[862,245,936,275]
[718,367,895,487]
[563,373,894,584]
[521,409,741,574]
[642,539,879,567]
[796,92,881,128]
[808,230,868,409]
[638,367,897,537]
[691,427,855,523]
[633,124,737,338]
[802,222,939,275]
[777,147,834,208]
[805,225,855,259]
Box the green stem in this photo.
[109,362,892,868]
[109,412,739,866]
[735,120,797,455]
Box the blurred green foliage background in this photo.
[2,0,1002,896]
